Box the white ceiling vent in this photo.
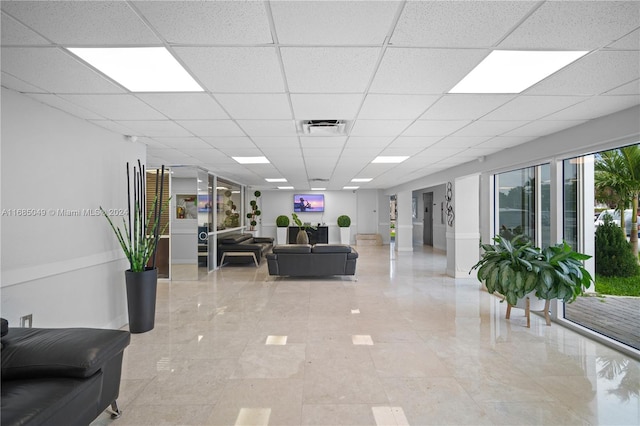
[299,120,348,135]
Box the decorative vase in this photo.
[296,229,309,244]
[125,267,158,333]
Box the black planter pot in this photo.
[125,267,158,333]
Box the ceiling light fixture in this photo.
[449,50,588,94]
[343,186,359,190]
[67,47,203,92]
[278,186,294,190]
[351,178,373,182]
[232,156,270,164]
[372,156,410,164]
[311,187,326,191]
[265,178,287,182]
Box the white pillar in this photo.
[449,175,481,278]
[396,190,414,252]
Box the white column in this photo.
[396,190,414,252]
[450,174,481,278]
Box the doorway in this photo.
[423,192,433,246]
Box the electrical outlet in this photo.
[20,314,33,328]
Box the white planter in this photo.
[340,227,350,245]
[507,291,551,328]
[276,227,288,245]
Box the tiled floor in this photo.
[92,245,640,426]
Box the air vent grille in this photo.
[299,120,347,135]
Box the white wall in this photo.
[259,189,358,244]
[1,88,145,329]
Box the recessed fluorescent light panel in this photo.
[232,156,270,164]
[343,186,359,190]
[265,178,287,182]
[67,47,203,92]
[311,187,326,191]
[449,50,588,94]
[351,178,372,182]
[278,186,294,190]
[372,156,409,164]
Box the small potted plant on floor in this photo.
[276,214,290,244]
[338,215,351,244]
[470,234,593,327]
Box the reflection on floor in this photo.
[93,245,640,426]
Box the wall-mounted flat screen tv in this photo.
[294,194,324,212]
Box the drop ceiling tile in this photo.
[350,120,412,136]
[527,51,640,96]
[359,94,440,119]
[1,12,50,45]
[201,137,256,149]
[217,147,264,157]
[302,147,342,157]
[59,94,166,120]
[270,1,400,45]
[26,94,103,120]
[281,47,379,93]
[391,1,536,47]
[503,120,588,137]
[133,1,272,44]
[419,147,468,160]
[88,120,137,136]
[174,47,284,93]
[180,148,228,161]
[482,96,587,121]
[499,1,640,49]
[378,146,425,156]
[370,48,488,94]
[147,148,194,162]
[147,137,212,150]
[237,120,298,137]
[430,137,489,149]
[607,28,640,49]
[543,95,640,121]
[215,94,292,120]
[2,1,159,45]
[387,137,441,149]
[300,136,347,149]
[290,94,362,120]
[1,71,45,92]
[605,79,640,95]
[465,146,504,157]
[176,120,245,137]
[421,94,514,120]
[451,120,529,137]
[114,120,192,137]
[136,94,228,120]
[479,136,536,149]
[1,47,125,93]
[346,136,395,148]
[252,137,300,150]
[402,120,470,137]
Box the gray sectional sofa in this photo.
[266,244,358,277]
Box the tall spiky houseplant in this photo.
[101,160,168,333]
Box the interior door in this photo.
[423,192,433,246]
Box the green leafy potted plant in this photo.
[246,190,261,231]
[470,234,593,327]
[337,215,351,244]
[101,161,169,333]
[291,212,316,244]
[276,214,290,245]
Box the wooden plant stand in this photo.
[506,298,551,328]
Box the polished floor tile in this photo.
[92,245,640,426]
